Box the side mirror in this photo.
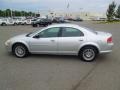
[33,34,40,38]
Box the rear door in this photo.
[58,27,84,55]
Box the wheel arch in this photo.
[1,22,7,25]
[12,42,29,52]
[78,44,100,55]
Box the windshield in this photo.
[26,31,34,37]
[88,29,97,34]
[26,30,39,37]
[26,28,43,37]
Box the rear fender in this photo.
[78,42,100,52]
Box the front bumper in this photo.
[5,43,12,52]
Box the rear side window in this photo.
[61,27,84,37]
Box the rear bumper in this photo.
[100,50,112,54]
[100,43,114,54]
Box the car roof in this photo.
[43,24,91,35]
[31,24,93,37]
[46,24,81,29]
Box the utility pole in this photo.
[79,8,83,18]
[67,1,70,18]
[11,9,12,17]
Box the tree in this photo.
[106,1,116,21]
[0,9,35,17]
[5,9,11,17]
[0,10,3,17]
[21,11,25,16]
[28,12,32,16]
[116,5,120,18]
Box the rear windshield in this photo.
[84,27,97,34]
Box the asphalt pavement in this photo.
[0,21,120,90]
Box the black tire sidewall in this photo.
[13,44,28,58]
[79,46,97,62]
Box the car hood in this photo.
[9,34,27,40]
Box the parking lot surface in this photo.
[0,21,120,90]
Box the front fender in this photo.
[11,40,30,51]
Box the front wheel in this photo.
[23,22,27,25]
[12,44,28,58]
[79,46,98,62]
[1,23,7,26]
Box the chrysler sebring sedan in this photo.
[5,24,114,62]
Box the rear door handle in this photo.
[79,39,83,41]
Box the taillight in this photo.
[107,37,112,43]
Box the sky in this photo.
[0,0,120,13]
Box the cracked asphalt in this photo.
[0,21,120,90]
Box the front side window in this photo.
[38,27,60,38]
[61,27,84,37]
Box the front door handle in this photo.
[51,40,55,42]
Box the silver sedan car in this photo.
[5,24,114,62]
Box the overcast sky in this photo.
[0,0,120,13]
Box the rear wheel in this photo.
[18,22,21,25]
[14,23,17,26]
[79,46,98,62]
[12,44,29,58]
[32,24,36,27]
[44,24,48,27]
[37,24,40,27]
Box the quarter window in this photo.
[61,27,84,37]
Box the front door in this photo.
[29,27,60,54]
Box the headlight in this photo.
[5,40,12,46]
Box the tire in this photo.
[37,24,40,27]
[23,22,27,25]
[1,23,4,26]
[79,46,98,62]
[12,44,29,58]
[14,23,17,26]
[1,23,7,26]
[32,24,36,27]
[43,24,46,27]
[18,22,21,25]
